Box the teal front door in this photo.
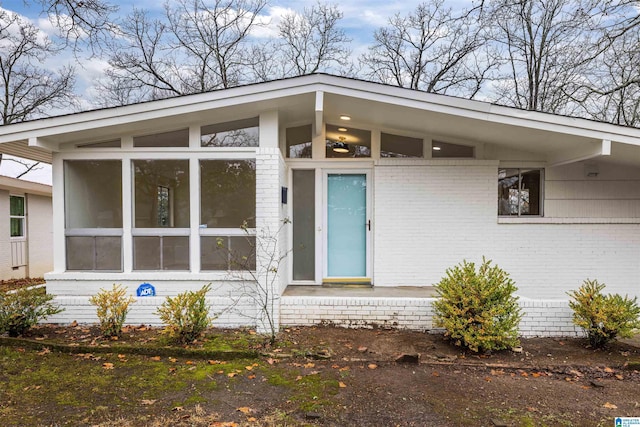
[326,173,368,278]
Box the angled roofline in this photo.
[0,73,639,147]
[0,175,52,197]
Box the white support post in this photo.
[256,110,282,334]
[51,153,65,273]
[189,156,200,272]
[122,156,133,273]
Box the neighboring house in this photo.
[0,175,52,280]
[0,74,639,336]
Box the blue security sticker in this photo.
[616,418,640,427]
[136,283,156,297]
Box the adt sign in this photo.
[136,283,156,297]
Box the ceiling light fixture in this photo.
[338,127,348,132]
[339,115,351,121]
[432,146,441,151]
[332,136,349,153]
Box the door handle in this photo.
[367,220,371,231]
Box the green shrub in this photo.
[89,284,135,337]
[433,258,522,353]
[568,279,640,348]
[0,287,64,337]
[156,284,214,344]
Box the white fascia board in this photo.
[312,76,640,146]
[1,74,640,148]
[547,139,611,167]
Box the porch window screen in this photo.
[64,160,123,271]
[133,160,190,270]
[199,160,256,271]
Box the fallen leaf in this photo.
[248,374,256,379]
[37,348,50,356]
[339,382,347,388]
[248,330,257,335]
[484,376,492,382]
[210,422,238,427]
[604,367,614,373]
[266,358,276,365]
[304,362,315,369]
[521,372,529,377]
[295,375,303,381]
[208,360,221,365]
[237,407,253,415]
[368,364,377,370]
[185,360,195,365]
[70,320,78,327]
[117,354,126,359]
[140,399,156,405]
[172,406,184,412]
[603,402,618,409]
[169,357,177,363]
[615,374,624,380]
[151,356,161,361]
[102,362,114,370]
[245,366,253,371]
[532,372,541,378]
[248,417,257,422]
[227,372,237,378]
[339,367,350,372]
[358,346,368,352]
[432,371,440,377]
[169,367,177,374]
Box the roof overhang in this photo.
[0,74,639,167]
[0,175,52,196]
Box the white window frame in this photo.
[9,194,26,240]
[498,168,544,217]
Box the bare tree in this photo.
[360,0,493,98]
[578,26,640,126]
[33,0,118,53]
[0,9,76,125]
[100,0,267,105]
[486,0,639,114]
[275,1,352,76]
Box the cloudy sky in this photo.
[0,0,475,184]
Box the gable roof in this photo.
[0,74,639,166]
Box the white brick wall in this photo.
[280,295,581,337]
[26,193,53,277]
[373,160,640,299]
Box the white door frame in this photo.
[321,168,372,281]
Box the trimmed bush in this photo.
[89,284,135,337]
[568,279,640,348]
[156,284,214,344]
[433,258,522,353]
[0,287,64,337]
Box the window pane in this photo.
[326,124,371,158]
[201,235,255,271]
[286,125,312,158]
[9,196,24,216]
[134,129,189,147]
[65,160,122,228]
[10,218,24,237]
[200,236,228,270]
[520,169,541,216]
[432,141,474,158]
[66,236,95,270]
[293,170,315,280]
[201,118,259,147]
[381,133,423,158]
[95,237,122,270]
[133,236,161,270]
[200,160,256,228]
[498,169,520,216]
[134,160,190,228]
[162,236,189,270]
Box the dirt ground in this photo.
[2,324,639,426]
[0,277,45,293]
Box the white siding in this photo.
[26,193,53,277]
